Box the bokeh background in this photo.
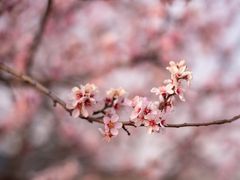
[0,0,240,179]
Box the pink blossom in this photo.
[106,87,126,100]
[144,111,165,134]
[103,113,122,137]
[159,98,174,112]
[129,96,148,126]
[66,84,98,118]
[129,96,160,127]
[151,83,174,102]
[151,60,192,102]
[166,60,192,85]
[105,88,127,110]
[175,86,186,102]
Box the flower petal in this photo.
[147,127,153,134]
[130,111,139,120]
[115,122,122,129]
[111,114,119,122]
[72,100,79,107]
[154,125,160,132]
[72,87,80,93]
[72,109,80,118]
[111,128,118,136]
[151,87,160,95]
[179,60,185,66]
[103,116,110,124]
[66,103,74,109]
[81,107,89,117]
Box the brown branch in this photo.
[26,0,52,73]
[122,125,131,136]
[0,62,69,113]
[165,114,240,128]
[1,63,240,131]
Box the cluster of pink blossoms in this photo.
[66,83,98,118]
[67,60,192,141]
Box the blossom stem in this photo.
[122,125,131,136]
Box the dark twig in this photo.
[122,125,131,136]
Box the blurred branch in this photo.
[25,0,52,74]
[128,51,163,67]
[1,62,240,131]
[0,0,19,15]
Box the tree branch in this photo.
[26,0,52,73]
[165,114,240,128]
[0,62,69,113]
[1,63,240,130]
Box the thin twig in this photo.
[165,114,240,128]
[1,63,240,130]
[122,125,131,136]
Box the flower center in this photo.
[76,93,83,99]
[176,88,181,94]
[85,99,92,106]
[108,121,115,129]
[114,103,119,109]
[144,108,151,115]
[149,120,156,126]
[76,103,82,109]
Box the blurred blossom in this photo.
[32,159,80,180]
[0,0,240,179]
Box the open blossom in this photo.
[129,96,148,126]
[67,83,98,118]
[129,96,164,133]
[106,88,126,100]
[103,112,122,138]
[151,83,174,102]
[151,60,192,102]
[129,96,160,127]
[166,60,192,85]
[106,88,126,110]
[144,113,163,134]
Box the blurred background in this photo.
[0,0,240,179]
